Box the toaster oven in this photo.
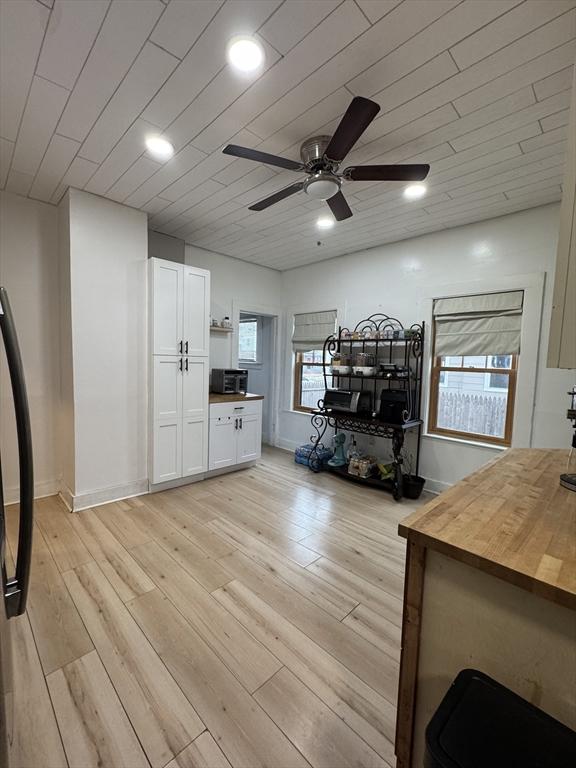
[211,368,248,394]
[323,389,372,414]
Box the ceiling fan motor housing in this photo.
[300,135,332,168]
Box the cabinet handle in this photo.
[234,418,238,430]
[185,358,189,372]
[179,358,183,372]
[239,417,243,429]
[185,340,189,354]
[179,340,183,353]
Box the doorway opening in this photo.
[238,311,277,445]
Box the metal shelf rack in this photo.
[308,313,425,501]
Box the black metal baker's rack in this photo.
[308,313,424,501]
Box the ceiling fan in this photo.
[222,96,430,221]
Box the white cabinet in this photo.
[149,257,210,486]
[209,400,262,471]
[236,413,261,463]
[151,259,183,356]
[182,357,207,419]
[153,356,183,420]
[182,265,210,356]
[208,416,236,470]
[153,419,182,484]
[150,258,209,357]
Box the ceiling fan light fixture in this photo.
[303,173,341,201]
[404,183,427,200]
[227,36,264,73]
[145,135,174,161]
[317,216,334,230]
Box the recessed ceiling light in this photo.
[317,216,334,230]
[403,183,427,200]
[227,36,264,73]
[145,136,174,161]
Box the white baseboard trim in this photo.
[421,477,451,495]
[148,462,257,495]
[275,437,300,452]
[4,478,60,506]
[148,473,207,494]
[67,479,149,512]
[58,483,74,511]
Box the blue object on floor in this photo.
[294,443,333,467]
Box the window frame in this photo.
[428,349,518,447]
[293,350,326,413]
[238,316,261,365]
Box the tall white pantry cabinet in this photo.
[149,257,210,486]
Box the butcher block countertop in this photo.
[209,392,264,404]
[399,449,576,609]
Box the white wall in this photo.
[66,189,148,507]
[0,191,60,502]
[185,245,282,371]
[279,203,574,491]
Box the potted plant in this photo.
[402,452,425,499]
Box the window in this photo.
[291,310,337,413]
[238,317,260,363]
[429,353,518,445]
[293,349,327,412]
[429,291,523,446]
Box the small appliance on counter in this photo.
[211,368,248,394]
[323,389,371,414]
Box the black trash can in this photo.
[425,669,576,768]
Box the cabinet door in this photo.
[152,419,182,484]
[182,416,206,477]
[153,356,182,420]
[209,417,237,470]
[152,259,183,356]
[182,266,209,357]
[182,357,208,419]
[236,413,261,464]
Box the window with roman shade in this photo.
[292,310,337,352]
[292,310,337,412]
[429,291,523,446]
[432,290,523,357]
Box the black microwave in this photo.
[211,368,248,394]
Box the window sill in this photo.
[423,432,508,451]
[284,408,314,417]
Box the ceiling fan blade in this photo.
[324,97,380,162]
[223,144,303,171]
[327,190,353,221]
[248,181,304,211]
[345,164,430,181]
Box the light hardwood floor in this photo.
[5,447,428,768]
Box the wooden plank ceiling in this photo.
[0,0,574,270]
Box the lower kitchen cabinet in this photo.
[150,356,208,485]
[209,399,262,471]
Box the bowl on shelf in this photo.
[353,366,377,376]
[331,365,352,375]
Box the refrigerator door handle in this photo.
[0,287,33,619]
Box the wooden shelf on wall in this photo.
[210,326,233,334]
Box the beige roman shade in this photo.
[433,291,524,356]
[292,310,337,352]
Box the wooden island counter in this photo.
[395,449,576,767]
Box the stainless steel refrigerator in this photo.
[0,287,34,768]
